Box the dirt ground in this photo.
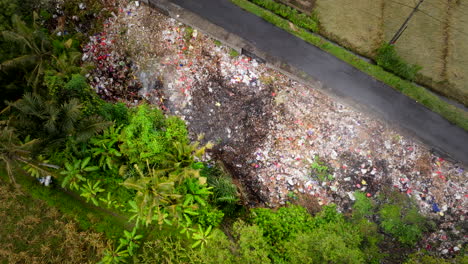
[83,1,467,257]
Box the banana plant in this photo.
[119,226,143,256]
[163,140,213,184]
[79,179,105,206]
[99,192,124,210]
[60,157,99,190]
[182,178,213,207]
[191,225,213,249]
[122,162,182,227]
[90,125,123,170]
[99,243,129,264]
[178,215,196,239]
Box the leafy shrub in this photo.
[44,69,67,96]
[251,205,313,243]
[233,220,272,264]
[376,190,429,246]
[139,236,203,264]
[97,102,129,126]
[376,43,422,81]
[165,116,189,144]
[63,74,102,115]
[310,203,343,226]
[379,204,424,246]
[197,206,224,228]
[284,225,365,264]
[353,218,383,264]
[311,155,333,181]
[197,229,236,264]
[250,0,319,32]
[352,191,374,220]
[64,74,88,96]
[119,104,168,165]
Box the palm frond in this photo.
[1,31,29,51]
[59,99,82,134]
[75,115,111,143]
[0,54,38,72]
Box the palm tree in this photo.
[0,126,48,183]
[0,13,52,93]
[6,93,111,149]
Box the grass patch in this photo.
[213,39,222,46]
[184,26,194,43]
[229,48,240,57]
[249,0,319,32]
[0,171,108,263]
[231,0,468,131]
[376,43,422,81]
[0,168,130,241]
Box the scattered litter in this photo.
[87,0,467,256]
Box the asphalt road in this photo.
[164,0,468,164]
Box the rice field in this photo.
[446,0,468,104]
[311,0,468,105]
[316,0,384,57]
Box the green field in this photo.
[279,0,468,106]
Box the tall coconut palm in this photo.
[6,93,111,150]
[0,13,52,93]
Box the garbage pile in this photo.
[81,6,144,104]
[93,0,467,256]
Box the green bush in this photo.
[311,155,333,181]
[98,102,129,126]
[165,116,189,144]
[251,205,313,243]
[233,220,272,264]
[197,206,224,228]
[139,236,203,264]
[197,229,237,264]
[376,43,422,81]
[119,104,168,165]
[284,225,365,264]
[352,191,374,220]
[379,204,424,246]
[250,0,319,32]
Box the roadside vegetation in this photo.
[0,0,466,263]
[231,0,468,131]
